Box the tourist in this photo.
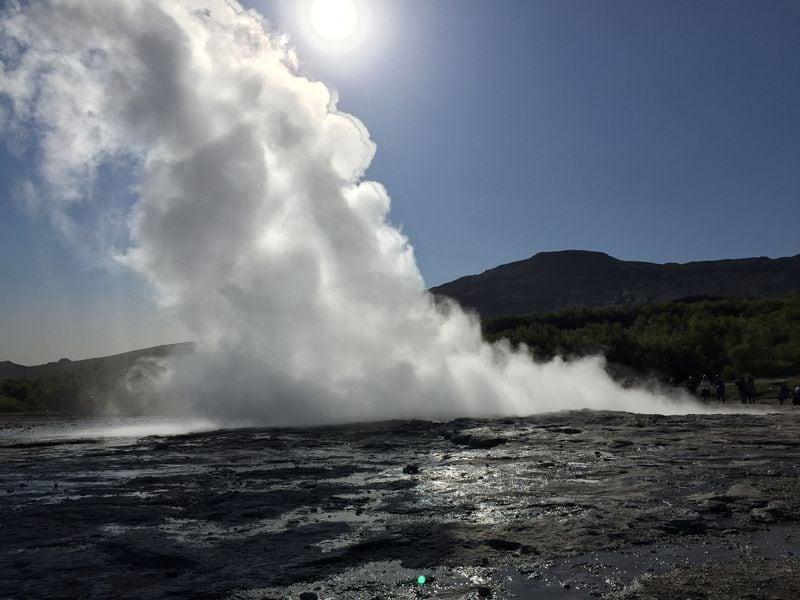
[715,377,726,403]
[687,376,698,396]
[699,374,711,402]
[746,375,757,404]
[735,377,747,404]
[778,381,790,405]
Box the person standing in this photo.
[735,377,747,404]
[715,377,726,403]
[746,375,757,404]
[687,376,699,396]
[778,381,790,405]
[700,374,711,403]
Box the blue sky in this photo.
[260,0,800,283]
[2,0,799,363]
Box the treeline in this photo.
[483,295,800,380]
[0,344,189,415]
[0,374,86,414]
[0,360,161,415]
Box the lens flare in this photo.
[310,0,358,42]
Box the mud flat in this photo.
[2,409,799,599]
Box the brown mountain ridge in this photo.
[430,250,800,317]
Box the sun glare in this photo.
[309,0,359,42]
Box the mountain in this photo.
[0,361,32,380]
[0,343,194,381]
[430,250,800,317]
[0,343,194,415]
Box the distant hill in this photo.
[0,343,193,415]
[430,250,800,317]
[0,343,194,382]
[0,361,31,380]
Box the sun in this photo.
[309,0,359,43]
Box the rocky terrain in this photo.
[431,250,800,316]
[2,408,799,599]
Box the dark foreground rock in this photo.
[609,559,800,600]
[1,409,799,599]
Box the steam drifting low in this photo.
[1,0,706,425]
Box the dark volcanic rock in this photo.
[483,538,530,553]
[610,559,800,600]
[446,432,507,449]
[2,410,800,599]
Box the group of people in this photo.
[684,374,800,405]
[777,381,800,405]
[686,374,734,403]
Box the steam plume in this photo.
[1,0,704,425]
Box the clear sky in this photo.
[1,0,799,364]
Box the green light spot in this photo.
[417,575,426,585]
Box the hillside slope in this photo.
[0,343,194,381]
[0,343,193,415]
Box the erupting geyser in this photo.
[1,0,705,425]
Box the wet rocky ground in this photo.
[1,409,799,599]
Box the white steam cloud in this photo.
[1,0,708,425]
